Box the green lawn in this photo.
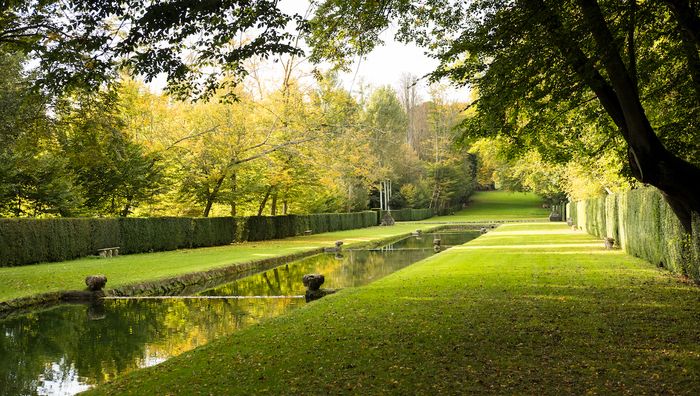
[0,224,432,303]
[87,222,700,395]
[428,190,550,222]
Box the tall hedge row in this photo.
[190,217,236,248]
[238,211,377,242]
[0,211,378,267]
[571,187,700,281]
[692,213,700,278]
[0,218,118,267]
[379,208,434,222]
[118,217,193,254]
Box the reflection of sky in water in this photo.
[141,353,167,368]
[0,231,476,395]
[36,359,90,396]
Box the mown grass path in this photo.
[88,222,700,395]
[430,190,550,222]
[0,224,431,303]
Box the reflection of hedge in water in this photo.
[570,187,700,281]
[0,297,300,394]
[201,249,436,297]
[0,211,378,267]
[238,211,377,242]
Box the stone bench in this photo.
[97,247,120,258]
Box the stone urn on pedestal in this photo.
[303,274,337,302]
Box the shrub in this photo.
[690,212,700,280]
[0,210,379,267]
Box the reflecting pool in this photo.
[0,230,477,395]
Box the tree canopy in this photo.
[2,0,699,226]
[1,0,305,100]
[309,0,700,230]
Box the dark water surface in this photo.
[0,231,477,395]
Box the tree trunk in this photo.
[230,172,237,217]
[203,174,226,218]
[120,202,131,217]
[270,192,278,216]
[257,186,272,216]
[283,200,288,215]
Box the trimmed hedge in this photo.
[118,217,193,254]
[238,211,377,242]
[191,217,236,248]
[692,213,700,280]
[571,187,700,281]
[379,208,434,222]
[0,218,119,267]
[0,211,378,267]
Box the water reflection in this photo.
[0,231,477,395]
[374,232,478,251]
[0,298,301,395]
[199,249,437,297]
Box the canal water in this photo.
[0,230,477,395]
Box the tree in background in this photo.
[0,52,82,216]
[0,1,481,218]
[57,90,164,217]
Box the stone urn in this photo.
[302,274,325,291]
[381,212,395,226]
[323,241,344,253]
[604,237,615,250]
[302,274,337,302]
[85,275,107,291]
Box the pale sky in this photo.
[279,1,470,103]
[335,28,470,103]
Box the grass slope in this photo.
[87,223,700,395]
[429,190,550,222]
[0,224,430,303]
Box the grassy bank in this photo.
[0,224,433,303]
[429,190,550,222]
[88,222,700,395]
